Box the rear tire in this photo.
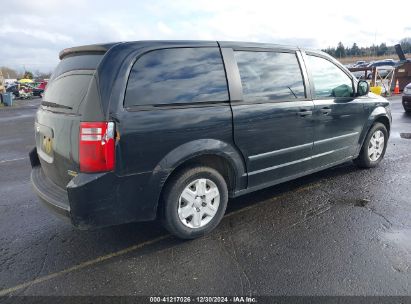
[354,122,388,168]
[162,166,228,239]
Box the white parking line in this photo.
[0,157,28,164]
[0,235,171,296]
[0,182,321,296]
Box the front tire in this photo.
[162,166,228,239]
[354,122,388,168]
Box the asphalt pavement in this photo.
[0,96,410,297]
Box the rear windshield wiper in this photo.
[41,101,73,110]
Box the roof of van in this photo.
[59,40,320,59]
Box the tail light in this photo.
[79,122,115,172]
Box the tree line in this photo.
[0,67,51,80]
[322,38,411,58]
[3,38,411,78]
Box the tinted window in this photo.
[234,51,305,101]
[307,55,353,98]
[125,48,228,106]
[43,72,94,112]
[50,55,103,81]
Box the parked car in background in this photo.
[36,81,48,90]
[353,60,368,68]
[30,40,392,239]
[28,81,47,97]
[403,83,411,112]
[350,61,370,79]
[6,84,33,99]
[351,70,366,80]
[367,60,396,78]
[32,86,44,97]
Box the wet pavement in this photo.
[0,96,410,296]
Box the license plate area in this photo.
[35,122,54,163]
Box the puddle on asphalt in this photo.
[381,228,411,253]
[400,133,411,139]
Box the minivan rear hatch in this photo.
[35,53,105,188]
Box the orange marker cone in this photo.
[393,80,400,94]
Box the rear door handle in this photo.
[298,110,312,117]
[321,107,332,115]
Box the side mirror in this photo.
[357,80,369,96]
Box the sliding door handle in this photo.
[321,107,332,115]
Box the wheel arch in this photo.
[148,139,247,217]
[356,106,391,156]
[374,115,390,134]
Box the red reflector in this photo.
[79,122,115,172]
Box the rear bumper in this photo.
[29,148,157,229]
[31,166,71,219]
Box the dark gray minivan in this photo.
[30,41,391,239]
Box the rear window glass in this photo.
[124,48,228,107]
[43,54,103,111]
[50,55,103,80]
[43,73,93,112]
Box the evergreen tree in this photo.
[400,37,411,53]
[377,43,388,56]
[335,42,346,58]
[351,43,360,56]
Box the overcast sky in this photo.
[1,0,410,73]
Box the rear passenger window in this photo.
[306,55,353,98]
[125,48,228,107]
[234,51,305,101]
